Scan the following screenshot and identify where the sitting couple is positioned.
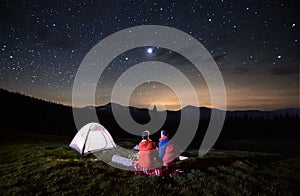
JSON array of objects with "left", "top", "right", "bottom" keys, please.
[{"left": 133, "top": 130, "right": 180, "bottom": 177}]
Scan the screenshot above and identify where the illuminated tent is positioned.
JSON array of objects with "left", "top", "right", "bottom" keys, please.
[{"left": 69, "top": 123, "right": 116, "bottom": 154}]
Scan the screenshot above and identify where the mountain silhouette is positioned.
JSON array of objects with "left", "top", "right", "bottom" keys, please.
[{"left": 0, "top": 88, "right": 299, "bottom": 147}]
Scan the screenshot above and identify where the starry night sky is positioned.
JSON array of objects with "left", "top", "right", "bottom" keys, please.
[{"left": 0, "top": 0, "right": 299, "bottom": 110}]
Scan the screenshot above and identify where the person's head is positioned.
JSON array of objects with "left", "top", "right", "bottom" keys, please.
[
  {"left": 141, "top": 130, "right": 150, "bottom": 140},
  {"left": 161, "top": 130, "right": 168, "bottom": 137}
]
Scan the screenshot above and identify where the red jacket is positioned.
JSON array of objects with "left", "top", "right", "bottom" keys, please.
[{"left": 138, "top": 139, "right": 158, "bottom": 168}]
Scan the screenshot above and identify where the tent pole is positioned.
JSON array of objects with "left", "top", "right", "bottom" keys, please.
[{"left": 82, "top": 127, "right": 91, "bottom": 154}]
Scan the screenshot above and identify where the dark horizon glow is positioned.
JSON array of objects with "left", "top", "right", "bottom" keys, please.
[
  {"left": 0, "top": 0, "right": 299, "bottom": 111},
  {"left": 2, "top": 87, "right": 298, "bottom": 112}
]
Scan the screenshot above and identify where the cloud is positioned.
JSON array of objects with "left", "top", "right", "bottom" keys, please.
[
  {"left": 212, "top": 53, "right": 226, "bottom": 61},
  {"left": 271, "top": 67, "right": 299, "bottom": 75},
  {"left": 235, "top": 66, "right": 252, "bottom": 74},
  {"left": 270, "top": 65, "right": 299, "bottom": 75}
]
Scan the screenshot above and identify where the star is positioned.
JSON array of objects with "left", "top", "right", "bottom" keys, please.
[
  {"left": 0, "top": 0, "right": 298, "bottom": 111},
  {"left": 147, "top": 48, "right": 153, "bottom": 54}
]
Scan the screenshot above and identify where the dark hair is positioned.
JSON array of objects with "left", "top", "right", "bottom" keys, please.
[
  {"left": 141, "top": 131, "right": 149, "bottom": 140},
  {"left": 161, "top": 130, "right": 168, "bottom": 136}
]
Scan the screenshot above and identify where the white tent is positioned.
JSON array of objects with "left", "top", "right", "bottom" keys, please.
[{"left": 69, "top": 123, "right": 117, "bottom": 154}]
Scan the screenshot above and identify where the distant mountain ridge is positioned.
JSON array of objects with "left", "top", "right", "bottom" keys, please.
[
  {"left": 1, "top": 88, "right": 299, "bottom": 144},
  {"left": 1, "top": 88, "right": 299, "bottom": 119},
  {"left": 94, "top": 102, "right": 300, "bottom": 119}
]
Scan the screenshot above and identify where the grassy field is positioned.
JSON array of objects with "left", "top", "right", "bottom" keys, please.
[{"left": 0, "top": 131, "right": 300, "bottom": 195}]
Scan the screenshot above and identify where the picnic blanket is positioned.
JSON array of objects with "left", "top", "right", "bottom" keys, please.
[{"left": 132, "top": 161, "right": 183, "bottom": 177}]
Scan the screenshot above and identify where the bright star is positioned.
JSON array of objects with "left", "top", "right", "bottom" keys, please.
[{"left": 147, "top": 48, "right": 153, "bottom": 54}]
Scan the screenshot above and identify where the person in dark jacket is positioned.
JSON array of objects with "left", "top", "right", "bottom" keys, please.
[{"left": 158, "top": 130, "right": 178, "bottom": 166}]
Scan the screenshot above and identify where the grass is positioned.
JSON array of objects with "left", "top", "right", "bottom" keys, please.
[{"left": 0, "top": 131, "right": 300, "bottom": 195}]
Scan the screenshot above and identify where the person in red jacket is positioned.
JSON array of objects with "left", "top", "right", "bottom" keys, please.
[
  {"left": 133, "top": 130, "right": 181, "bottom": 177},
  {"left": 138, "top": 131, "right": 158, "bottom": 169},
  {"left": 158, "top": 130, "right": 178, "bottom": 166}
]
